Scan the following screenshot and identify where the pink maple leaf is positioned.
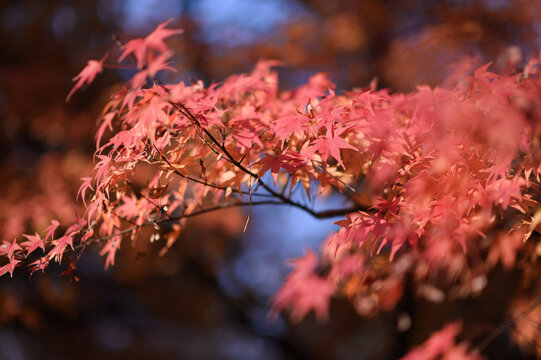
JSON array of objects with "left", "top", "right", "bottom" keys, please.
[
  {"left": 43, "top": 220, "right": 60, "bottom": 241},
  {"left": 306, "top": 127, "right": 357, "bottom": 168},
  {"left": 144, "top": 19, "right": 183, "bottom": 53},
  {"left": 77, "top": 177, "right": 94, "bottom": 207},
  {"left": 0, "top": 238, "right": 22, "bottom": 259},
  {"left": 119, "top": 19, "right": 182, "bottom": 69},
  {"left": 273, "top": 114, "right": 308, "bottom": 141},
  {"left": 401, "top": 322, "right": 480, "bottom": 360},
  {"left": 95, "top": 112, "right": 115, "bottom": 148},
  {"left": 64, "top": 214, "right": 87, "bottom": 237},
  {"left": 67, "top": 54, "right": 108, "bottom": 101},
  {"left": 21, "top": 232, "right": 45, "bottom": 256},
  {"left": 100, "top": 236, "right": 121, "bottom": 269},
  {"left": 0, "top": 258, "right": 20, "bottom": 278},
  {"left": 29, "top": 258, "right": 50, "bottom": 276},
  {"left": 130, "top": 51, "right": 176, "bottom": 88},
  {"left": 118, "top": 38, "right": 146, "bottom": 68},
  {"left": 272, "top": 250, "right": 334, "bottom": 322},
  {"left": 87, "top": 191, "right": 106, "bottom": 222},
  {"left": 48, "top": 235, "right": 74, "bottom": 263},
  {"left": 77, "top": 229, "right": 94, "bottom": 246},
  {"left": 256, "top": 154, "right": 289, "bottom": 185}
]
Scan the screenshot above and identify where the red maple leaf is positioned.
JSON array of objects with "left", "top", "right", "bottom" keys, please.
[
  {"left": 0, "top": 258, "right": 20, "bottom": 278},
  {"left": 77, "top": 177, "right": 94, "bottom": 207},
  {"left": 21, "top": 232, "right": 45, "bottom": 257},
  {"left": 67, "top": 54, "right": 108, "bottom": 101},
  {"left": 400, "top": 322, "right": 480, "bottom": 360},
  {"left": 118, "top": 38, "right": 146, "bottom": 68},
  {"left": 48, "top": 235, "right": 74, "bottom": 263},
  {"left": 305, "top": 127, "right": 357, "bottom": 168},
  {"left": 118, "top": 19, "right": 182, "bottom": 68},
  {"left": 272, "top": 250, "right": 334, "bottom": 322},
  {"left": 144, "top": 19, "right": 183, "bottom": 53},
  {"left": 43, "top": 220, "right": 60, "bottom": 241},
  {"left": 258, "top": 156, "right": 282, "bottom": 184},
  {"left": 100, "top": 236, "right": 121, "bottom": 269},
  {"left": 130, "top": 51, "right": 175, "bottom": 88},
  {"left": 95, "top": 112, "right": 115, "bottom": 148},
  {"left": 29, "top": 258, "right": 50, "bottom": 276},
  {"left": 87, "top": 191, "right": 106, "bottom": 222},
  {"left": 0, "top": 238, "right": 22, "bottom": 260},
  {"left": 273, "top": 113, "right": 308, "bottom": 140}
]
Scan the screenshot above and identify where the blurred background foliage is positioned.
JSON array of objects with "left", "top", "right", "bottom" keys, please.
[{"left": 1, "top": 0, "right": 541, "bottom": 359}]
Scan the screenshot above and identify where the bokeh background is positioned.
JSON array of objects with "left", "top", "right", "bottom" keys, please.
[{"left": 1, "top": 1, "right": 541, "bottom": 359}]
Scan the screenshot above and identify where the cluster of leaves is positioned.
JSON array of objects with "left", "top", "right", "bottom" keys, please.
[
  {"left": 4, "top": 19, "right": 541, "bottom": 358},
  {"left": 274, "top": 59, "right": 541, "bottom": 320}
]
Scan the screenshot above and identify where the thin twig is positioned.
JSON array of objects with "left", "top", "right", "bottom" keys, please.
[{"left": 158, "top": 147, "right": 273, "bottom": 198}]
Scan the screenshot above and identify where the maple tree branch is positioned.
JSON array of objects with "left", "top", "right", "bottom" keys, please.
[
  {"left": 165, "top": 200, "right": 282, "bottom": 221},
  {"left": 154, "top": 87, "right": 369, "bottom": 218},
  {"left": 159, "top": 148, "right": 365, "bottom": 218},
  {"left": 79, "top": 199, "right": 284, "bottom": 248},
  {"left": 81, "top": 225, "right": 142, "bottom": 247},
  {"left": 156, "top": 146, "right": 274, "bottom": 198},
  {"left": 150, "top": 78, "right": 367, "bottom": 217},
  {"left": 79, "top": 197, "right": 363, "bottom": 253}
]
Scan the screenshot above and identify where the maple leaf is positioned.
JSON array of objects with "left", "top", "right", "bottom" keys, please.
[
  {"left": 21, "top": 232, "right": 45, "bottom": 256},
  {"left": 121, "top": 89, "right": 142, "bottom": 112},
  {"left": 0, "top": 258, "right": 20, "bottom": 278},
  {"left": 87, "top": 191, "right": 106, "bottom": 222},
  {"left": 118, "top": 38, "right": 146, "bottom": 68},
  {"left": 401, "top": 322, "right": 480, "bottom": 360},
  {"left": 67, "top": 54, "right": 108, "bottom": 102},
  {"left": 273, "top": 113, "right": 308, "bottom": 141},
  {"left": 275, "top": 273, "right": 334, "bottom": 322},
  {"left": 64, "top": 214, "right": 87, "bottom": 237},
  {"left": 116, "top": 195, "right": 141, "bottom": 219},
  {"left": 272, "top": 250, "right": 334, "bottom": 322},
  {"left": 94, "top": 155, "right": 112, "bottom": 190},
  {"left": 144, "top": 19, "right": 183, "bottom": 53},
  {"left": 95, "top": 112, "right": 115, "bottom": 148},
  {"left": 77, "top": 177, "right": 94, "bottom": 207},
  {"left": 29, "top": 258, "right": 50, "bottom": 276},
  {"left": 233, "top": 128, "right": 263, "bottom": 149},
  {"left": 43, "top": 220, "right": 60, "bottom": 241},
  {"left": 100, "top": 236, "right": 121, "bottom": 269},
  {"left": 81, "top": 229, "right": 94, "bottom": 244},
  {"left": 118, "top": 19, "right": 182, "bottom": 68},
  {"left": 305, "top": 127, "right": 357, "bottom": 168},
  {"left": 313, "top": 106, "right": 347, "bottom": 134},
  {"left": 130, "top": 51, "right": 176, "bottom": 88},
  {"left": 486, "top": 177, "right": 524, "bottom": 210},
  {"left": 0, "top": 238, "right": 22, "bottom": 259},
  {"left": 288, "top": 248, "right": 319, "bottom": 272},
  {"left": 134, "top": 96, "right": 170, "bottom": 129},
  {"left": 256, "top": 155, "right": 283, "bottom": 185},
  {"left": 48, "top": 235, "right": 74, "bottom": 263}
]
